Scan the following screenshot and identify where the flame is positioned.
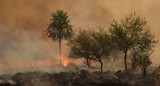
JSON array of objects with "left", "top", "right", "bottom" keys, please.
[
  {"left": 0, "top": 54, "right": 71, "bottom": 69},
  {"left": 47, "top": 32, "right": 50, "bottom": 36},
  {"left": 59, "top": 54, "right": 70, "bottom": 67}
]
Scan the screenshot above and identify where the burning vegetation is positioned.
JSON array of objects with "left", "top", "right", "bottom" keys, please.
[{"left": 0, "top": 4, "right": 160, "bottom": 86}]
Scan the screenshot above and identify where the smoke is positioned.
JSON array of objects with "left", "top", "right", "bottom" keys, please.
[
  {"left": 0, "top": 25, "right": 60, "bottom": 73},
  {"left": 0, "top": 0, "right": 160, "bottom": 73}
]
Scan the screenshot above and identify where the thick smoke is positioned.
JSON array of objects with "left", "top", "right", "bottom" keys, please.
[{"left": 0, "top": 0, "right": 160, "bottom": 73}]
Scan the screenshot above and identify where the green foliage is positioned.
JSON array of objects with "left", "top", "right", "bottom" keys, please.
[
  {"left": 68, "top": 27, "right": 113, "bottom": 72},
  {"left": 136, "top": 53, "right": 152, "bottom": 67},
  {"left": 89, "top": 29, "right": 113, "bottom": 58},
  {"left": 47, "top": 9, "right": 73, "bottom": 41},
  {"left": 109, "top": 13, "right": 147, "bottom": 52},
  {"left": 46, "top": 9, "right": 73, "bottom": 54},
  {"left": 109, "top": 13, "right": 157, "bottom": 70},
  {"left": 137, "top": 29, "right": 157, "bottom": 53},
  {"left": 68, "top": 29, "right": 91, "bottom": 59},
  {"left": 131, "top": 28, "right": 157, "bottom": 71}
]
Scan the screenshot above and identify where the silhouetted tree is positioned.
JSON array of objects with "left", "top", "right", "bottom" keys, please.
[
  {"left": 68, "top": 29, "right": 92, "bottom": 67},
  {"left": 109, "top": 13, "right": 157, "bottom": 70},
  {"left": 68, "top": 28, "right": 113, "bottom": 72},
  {"left": 47, "top": 9, "right": 72, "bottom": 55},
  {"left": 131, "top": 29, "right": 157, "bottom": 70}
]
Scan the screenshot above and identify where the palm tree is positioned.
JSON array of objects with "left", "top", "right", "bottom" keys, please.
[
  {"left": 47, "top": 9, "right": 72, "bottom": 55},
  {"left": 136, "top": 53, "right": 152, "bottom": 77}
]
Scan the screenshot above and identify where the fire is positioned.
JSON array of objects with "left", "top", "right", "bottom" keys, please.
[
  {"left": 47, "top": 32, "right": 50, "bottom": 36},
  {"left": 0, "top": 54, "right": 71, "bottom": 69},
  {"left": 59, "top": 54, "right": 70, "bottom": 67}
]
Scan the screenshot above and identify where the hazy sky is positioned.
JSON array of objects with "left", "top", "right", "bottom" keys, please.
[{"left": 0, "top": 0, "right": 160, "bottom": 73}]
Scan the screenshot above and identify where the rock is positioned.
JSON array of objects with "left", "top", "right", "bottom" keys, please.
[{"left": 115, "top": 70, "right": 122, "bottom": 77}]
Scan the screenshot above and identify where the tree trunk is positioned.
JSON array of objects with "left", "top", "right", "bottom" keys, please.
[
  {"left": 86, "top": 58, "right": 90, "bottom": 67},
  {"left": 100, "top": 60, "right": 103, "bottom": 73},
  {"left": 124, "top": 51, "right": 128, "bottom": 71},
  {"left": 143, "top": 66, "right": 147, "bottom": 77},
  {"left": 59, "top": 38, "right": 61, "bottom": 55}
]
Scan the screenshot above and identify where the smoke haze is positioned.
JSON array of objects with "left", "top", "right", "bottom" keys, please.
[{"left": 0, "top": 0, "right": 160, "bottom": 73}]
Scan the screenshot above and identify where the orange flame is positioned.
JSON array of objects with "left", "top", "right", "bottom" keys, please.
[
  {"left": 47, "top": 32, "right": 50, "bottom": 36},
  {"left": 0, "top": 54, "right": 71, "bottom": 69},
  {"left": 59, "top": 54, "right": 70, "bottom": 67}
]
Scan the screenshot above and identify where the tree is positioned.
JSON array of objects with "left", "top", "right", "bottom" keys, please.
[
  {"left": 68, "top": 28, "right": 113, "bottom": 72},
  {"left": 136, "top": 53, "right": 152, "bottom": 77},
  {"left": 47, "top": 9, "right": 72, "bottom": 55},
  {"left": 89, "top": 29, "right": 113, "bottom": 72},
  {"left": 109, "top": 13, "right": 155, "bottom": 70},
  {"left": 131, "top": 29, "right": 157, "bottom": 70},
  {"left": 68, "top": 29, "right": 92, "bottom": 67}
]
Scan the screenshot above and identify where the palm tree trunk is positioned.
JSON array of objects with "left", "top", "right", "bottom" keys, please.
[
  {"left": 59, "top": 38, "right": 61, "bottom": 55},
  {"left": 124, "top": 51, "right": 128, "bottom": 71}
]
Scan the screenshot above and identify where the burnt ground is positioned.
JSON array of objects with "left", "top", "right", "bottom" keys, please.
[{"left": 0, "top": 69, "right": 159, "bottom": 86}]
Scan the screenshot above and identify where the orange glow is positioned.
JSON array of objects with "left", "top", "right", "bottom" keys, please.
[
  {"left": 59, "top": 54, "right": 70, "bottom": 67},
  {"left": 0, "top": 54, "right": 72, "bottom": 69},
  {"left": 47, "top": 32, "right": 50, "bottom": 36},
  {"left": 46, "top": 58, "right": 59, "bottom": 66}
]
